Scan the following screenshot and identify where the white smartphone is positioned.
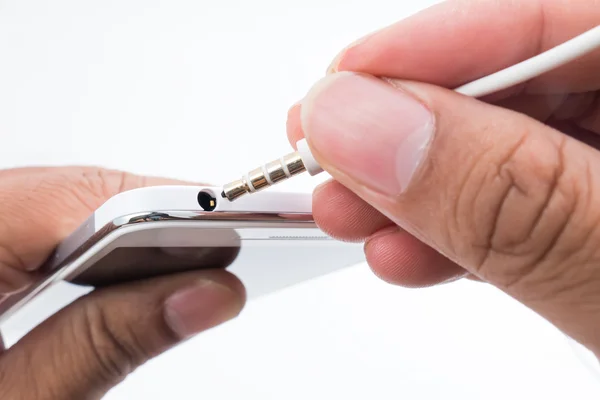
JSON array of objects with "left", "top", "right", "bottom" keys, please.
[{"left": 0, "top": 185, "right": 365, "bottom": 325}]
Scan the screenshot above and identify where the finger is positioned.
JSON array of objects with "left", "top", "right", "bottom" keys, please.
[
  {"left": 548, "top": 118, "right": 600, "bottom": 150},
  {"left": 0, "top": 269, "right": 245, "bottom": 399},
  {"left": 0, "top": 262, "right": 36, "bottom": 295},
  {"left": 365, "top": 228, "right": 466, "bottom": 288},
  {"left": 301, "top": 71, "right": 600, "bottom": 356},
  {"left": 0, "top": 167, "right": 192, "bottom": 292},
  {"left": 312, "top": 180, "right": 393, "bottom": 241},
  {"left": 328, "top": 0, "right": 600, "bottom": 93},
  {"left": 313, "top": 179, "right": 466, "bottom": 286}
]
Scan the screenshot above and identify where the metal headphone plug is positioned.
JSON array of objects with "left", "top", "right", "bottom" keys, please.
[
  {"left": 221, "top": 139, "right": 323, "bottom": 202},
  {"left": 220, "top": 151, "right": 306, "bottom": 201}
]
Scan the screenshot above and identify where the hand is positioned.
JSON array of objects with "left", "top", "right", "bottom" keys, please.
[
  {"left": 0, "top": 167, "right": 245, "bottom": 399},
  {"left": 287, "top": 0, "right": 600, "bottom": 355}
]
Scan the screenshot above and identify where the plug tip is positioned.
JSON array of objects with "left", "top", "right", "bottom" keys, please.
[{"left": 221, "top": 179, "right": 250, "bottom": 202}]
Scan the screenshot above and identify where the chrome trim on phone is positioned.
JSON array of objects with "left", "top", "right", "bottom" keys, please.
[{"left": 45, "top": 210, "right": 313, "bottom": 273}]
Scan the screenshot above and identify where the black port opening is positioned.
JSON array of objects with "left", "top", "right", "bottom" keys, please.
[{"left": 198, "top": 190, "right": 217, "bottom": 211}]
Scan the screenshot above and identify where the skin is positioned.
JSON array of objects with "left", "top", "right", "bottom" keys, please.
[
  {"left": 0, "top": 167, "right": 246, "bottom": 399},
  {"left": 287, "top": 0, "right": 600, "bottom": 357}
]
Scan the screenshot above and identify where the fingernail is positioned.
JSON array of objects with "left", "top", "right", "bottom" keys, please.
[
  {"left": 326, "top": 52, "right": 344, "bottom": 75},
  {"left": 164, "top": 280, "right": 243, "bottom": 339},
  {"left": 440, "top": 272, "right": 470, "bottom": 285},
  {"left": 301, "top": 72, "right": 434, "bottom": 195},
  {"left": 326, "top": 29, "right": 382, "bottom": 74},
  {"left": 25, "top": 263, "right": 40, "bottom": 272}
]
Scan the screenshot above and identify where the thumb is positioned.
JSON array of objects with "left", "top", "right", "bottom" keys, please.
[
  {"left": 0, "top": 270, "right": 245, "bottom": 399},
  {"left": 301, "top": 71, "right": 600, "bottom": 355}
]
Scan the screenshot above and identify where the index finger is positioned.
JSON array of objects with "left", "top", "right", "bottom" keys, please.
[
  {"left": 0, "top": 168, "right": 192, "bottom": 281},
  {"left": 330, "top": 0, "right": 600, "bottom": 93}
]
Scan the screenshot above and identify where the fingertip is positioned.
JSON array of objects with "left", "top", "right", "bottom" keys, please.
[
  {"left": 286, "top": 102, "right": 304, "bottom": 149},
  {"left": 365, "top": 229, "right": 465, "bottom": 288},
  {"left": 312, "top": 180, "right": 393, "bottom": 242},
  {"left": 220, "top": 270, "right": 247, "bottom": 304},
  {"left": 193, "top": 269, "right": 247, "bottom": 305},
  {"left": 164, "top": 276, "right": 246, "bottom": 339}
]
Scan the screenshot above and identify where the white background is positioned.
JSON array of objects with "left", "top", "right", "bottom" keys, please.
[{"left": 1, "top": 0, "right": 600, "bottom": 398}]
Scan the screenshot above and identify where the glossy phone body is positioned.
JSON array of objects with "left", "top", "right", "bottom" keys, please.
[{"left": 0, "top": 186, "right": 365, "bottom": 325}]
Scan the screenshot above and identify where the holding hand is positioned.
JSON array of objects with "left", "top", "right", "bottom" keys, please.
[
  {"left": 288, "top": 0, "right": 600, "bottom": 356},
  {"left": 0, "top": 167, "right": 245, "bottom": 399}
]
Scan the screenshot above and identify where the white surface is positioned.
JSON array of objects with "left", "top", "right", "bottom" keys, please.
[{"left": 1, "top": 0, "right": 600, "bottom": 399}]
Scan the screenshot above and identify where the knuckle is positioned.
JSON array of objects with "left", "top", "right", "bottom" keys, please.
[
  {"left": 0, "top": 360, "right": 20, "bottom": 399},
  {"left": 55, "top": 167, "right": 146, "bottom": 212},
  {"left": 451, "top": 131, "right": 597, "bottom": 294},
  {"left": 80, "top": 301, "right": 148, "bottom": 385},
  {"left": 12, "top": 167, "right": 140, "bottom": 215},
  {"left": 0, "top": 167, "right": 148, "bottom": 235},
  {"left": 0, "top": 342, "right": 46, "bottom": 400},
  {"left": 72, "top": 168, "right": 143, "bottom": 204}
]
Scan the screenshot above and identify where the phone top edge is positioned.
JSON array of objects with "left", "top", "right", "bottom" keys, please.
[
  {"left": 45, "top": 212, "right": 317, "bottom": 273},
  {"left": 94, "top": 186, "right": 313, "bottom": 230}
]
